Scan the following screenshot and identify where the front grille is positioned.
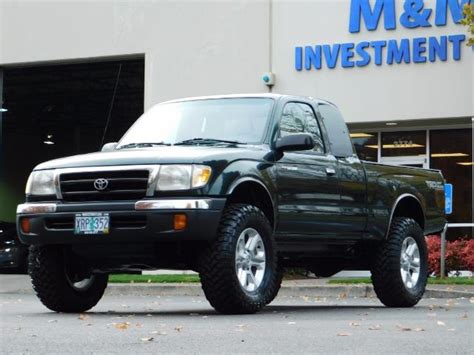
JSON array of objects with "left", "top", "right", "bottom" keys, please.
[{"left": 60, "top": 170, "right": 149, "bottom": 202}]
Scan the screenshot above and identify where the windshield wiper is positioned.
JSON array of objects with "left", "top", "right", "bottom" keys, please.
[
  {"left": 118, "top": 142, "right": 171, "bottom": 149},
  {"left": 174, "top": 138, "right": 243, "bottom": 146}
]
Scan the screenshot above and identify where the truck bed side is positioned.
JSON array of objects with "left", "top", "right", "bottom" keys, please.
[{"left": 362, "top": 161, "right": 446, "bottom": 240}]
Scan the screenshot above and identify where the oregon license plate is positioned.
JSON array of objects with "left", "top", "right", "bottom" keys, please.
[{"left": 74, "top": 213, "right": 110, "bottom": 235}]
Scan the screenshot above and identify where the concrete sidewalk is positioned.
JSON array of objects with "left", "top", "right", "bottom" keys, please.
[{"left": 1, "top": 275, "right": 473, "bottom": 299}]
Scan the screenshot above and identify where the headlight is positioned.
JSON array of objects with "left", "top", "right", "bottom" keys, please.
[
  {"left": 156, "top": 165, "right": 212, "bottom": 191},
  {"left": 25, "top": 170, "right": 56, "bottom": 196}
]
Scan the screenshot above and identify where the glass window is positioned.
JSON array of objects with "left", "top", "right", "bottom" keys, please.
[
  {"left": 381, "top": 131, "right": 426, "bottom": 157},
  {"left": 350, "top": 132, "right": 378, "bottom": 161},
  {"left": 118, "top": 98, "right": 274, "bottom": 147},
  {"left": 430, "top": 129, "right": 472, "bottom": 240},
  {"left": 317, "top": 104, "right": 354, "bottom": 157},
  {"left": 279, "top": 102, "right": 324, "bottom": 153}
]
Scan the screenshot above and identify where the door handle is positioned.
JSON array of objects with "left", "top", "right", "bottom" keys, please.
[{"left": 326, "top": 167, "right": 336, "bottom": 176}]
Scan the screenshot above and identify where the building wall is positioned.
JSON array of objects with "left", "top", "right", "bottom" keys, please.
[
  {"left": 0, "top": 0, "right": 270, "bottom": 109},
  {"left": 0, "top": 0, "right": 472, "bottom": 123}
]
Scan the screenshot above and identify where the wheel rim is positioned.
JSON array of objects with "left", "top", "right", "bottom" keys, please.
[
  {"left": 65, "top": 269, "right": 95, "bottom": 291},
  {"left": 400, "top": 236, "right": 421, "bottom": 289},
  {"left": 235, "top": 228, "right": 266, "bottom": 292},
  {"left": 70, "top": 277, "right": 95, "bottom": 291}
]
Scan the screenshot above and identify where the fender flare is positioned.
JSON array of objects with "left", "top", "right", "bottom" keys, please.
[
  {"left": 227, "top": 176, "right": 277, "bottom": 231},
  {"left": 385, "top": 193, "right": 425, "bottom": 239}
]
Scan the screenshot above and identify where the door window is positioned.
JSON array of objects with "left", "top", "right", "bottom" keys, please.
[{"left": 279, "top": 102, "right": 324, "bottom": 153}]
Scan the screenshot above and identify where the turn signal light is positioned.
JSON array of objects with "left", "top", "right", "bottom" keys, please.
[
  {"left": 174, "top": 214, "right": 187, "bottom": 230},
  {"left": 20, "top": 217, "right": 31, "bottom": 234}
]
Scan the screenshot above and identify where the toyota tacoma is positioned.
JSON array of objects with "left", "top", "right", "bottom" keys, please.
[{"left": 17, "top": 94, "right": 446, "bottom": 314}]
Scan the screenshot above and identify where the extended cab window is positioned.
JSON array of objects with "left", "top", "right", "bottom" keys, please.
[
  {"left": 318, "top": 104, "right": 354, "bottom": 158},
  {"left": 279, "top": 102, "right": 324, "bottom": 153}
]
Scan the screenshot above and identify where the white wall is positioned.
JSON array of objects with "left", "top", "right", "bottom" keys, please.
[
  {"left": 0, "top": 0, "right": 472, "bottom": 123},
  {"left": 0, "top": 0, "right": 270, "bottom": 109}
]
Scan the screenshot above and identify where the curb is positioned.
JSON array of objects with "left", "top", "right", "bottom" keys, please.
[
  {"left": 102, "top": 283, "right": 474, "bottom": 299},
  {"left": 2, "top": 283, "right": 473, "bottom": 299}
]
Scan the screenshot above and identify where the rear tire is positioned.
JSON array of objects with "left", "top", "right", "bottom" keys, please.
[
  {"left": 370, "top": 217, "right": 428, "bottom": 307},
  {"left": 29, "top": 245, "right": 108, "bottom": 313},
  {"left": 199, "top": 204, "right": 280, "bottom": 314}
]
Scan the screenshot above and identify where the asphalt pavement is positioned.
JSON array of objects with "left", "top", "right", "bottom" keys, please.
[{"left": 1, "top": 292, "right": 473, "bottom": 354}]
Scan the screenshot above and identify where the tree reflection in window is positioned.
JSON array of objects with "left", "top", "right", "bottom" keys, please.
[{"left": 279, "top": 103, "right": 324, "bottom": 153}]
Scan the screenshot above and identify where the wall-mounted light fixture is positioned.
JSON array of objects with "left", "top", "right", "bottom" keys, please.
[{"left": 43, "top": 134, "right": 55, "bottom": 145}]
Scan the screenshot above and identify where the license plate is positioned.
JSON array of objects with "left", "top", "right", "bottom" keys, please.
[{"left": 74, "top": 213, "right": 110, "bottom": 235}]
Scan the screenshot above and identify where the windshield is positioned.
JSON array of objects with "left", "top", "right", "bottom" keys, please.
[{"left": 117, "top": 98, "right": 274, "bottom": 148}]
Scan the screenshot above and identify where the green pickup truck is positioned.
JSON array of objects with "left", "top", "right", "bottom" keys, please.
[{"left": 17, "top": 94, "right": 446, "bottom": 314}]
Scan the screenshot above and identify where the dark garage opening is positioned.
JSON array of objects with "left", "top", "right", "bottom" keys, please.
[{"left": 0, "top": 57, "right": 144, "bottom": 227}]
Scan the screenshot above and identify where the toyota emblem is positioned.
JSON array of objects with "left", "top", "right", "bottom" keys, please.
[{"left": 94, "top": 178, "right": 109, "bottom": 191}]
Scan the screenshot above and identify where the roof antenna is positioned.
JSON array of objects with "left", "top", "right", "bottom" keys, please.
[{"left": 100, "top": 63, "right": 122, "bottom": 148}]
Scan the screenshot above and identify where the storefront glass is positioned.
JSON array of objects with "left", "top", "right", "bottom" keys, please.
[
  {"left": 350, "top": 132, "right": 378, "bottom": 161},
  {"left": 430, "top": 129, "right": 473, "bottom": 240},
  {"left": 381, "top": 131, "right": 426, "bottom": 157}
]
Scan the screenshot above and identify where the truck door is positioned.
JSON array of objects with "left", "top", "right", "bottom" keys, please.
[
  {"left": 317, "top": 104, "right": 367, "bottom": 238},
  {"left": 275, "top": 101, "right": 341, "bottom": 239}
]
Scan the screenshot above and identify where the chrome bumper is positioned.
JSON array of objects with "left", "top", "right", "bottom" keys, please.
[{"left": 17, "top": 199, "right": 214, "bottom": 215}]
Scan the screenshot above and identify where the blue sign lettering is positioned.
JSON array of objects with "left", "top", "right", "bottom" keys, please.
[
  {"left": 435, "top": 0, "right": 471, "bottom": 26},
  {"left": 400, "top": 0, "right": 433, "bottom": 28},
  {"left": 429, "top": 36, "right": 448, "bottom": 61},
  {"left": 294, "top": 0, "right": 469, "bottom": 71},
  {"left": 349, "top": 0, "right": 396, "bottom": 33},
  {"left": 387, "top": 39, "right": 411, "bottom": 64},
  {"left": 444, "top": 183, "right": 453, "bottom": 215}
]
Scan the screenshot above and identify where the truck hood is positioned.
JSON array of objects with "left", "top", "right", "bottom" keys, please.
[{"left": 34, "top": 145, "right": 269, "bottom": 170}]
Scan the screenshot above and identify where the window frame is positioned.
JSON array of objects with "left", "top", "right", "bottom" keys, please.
[{"left": 277, "top": 101, "right": 326, "bottom": 156}]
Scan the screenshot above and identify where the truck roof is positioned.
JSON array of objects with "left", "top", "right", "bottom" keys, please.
[{"left": 160, "top": 93, "right": 335, "bottom": 106}]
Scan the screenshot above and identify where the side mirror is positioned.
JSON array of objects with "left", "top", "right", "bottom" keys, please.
[
  {"left": 101, "top": 142, "right": 118, "bottom": 152},
  {"left": 274, "top": 134, "right": 315, "bottom": 152}
]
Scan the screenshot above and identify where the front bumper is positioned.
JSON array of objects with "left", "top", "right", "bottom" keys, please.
[{"left": 16, "top": 198, "right": 226, "bottom": 246}]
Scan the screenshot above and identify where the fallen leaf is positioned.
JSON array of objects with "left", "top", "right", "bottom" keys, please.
[
  {"left": 78, "top": 314, "right": 90, "bottom": 320},
  {"left": 447, "top": 328, "right": 455, "bottom": 332},
  {"left": 349, "top": 322, "right": 361, "bottom": 327},
  {"left": 437, "top": 321, "right": 446, "bottom": 326},
  {"left": 141, "top": 337, "right": 154, "bottom": 342},
  {"left": 414, "top": 327, "right": 425, "bottom": 332},
  {"left": 469, "top": 298, "right": 474, "bottom": 304},
  {"left": 288, "top": 322, "right": 296, "bottom": 325},
  {"left": 147, "top": 279, "right": 152, "bottom": 283},
  {"left": 114, "top": 322, "right": 131, "bottom": 330},
  {"left": 136, "top": 323, "right": 143, "bottom": 328},
  {"left": 368, "top": 325, "right": 381, "bottom": 331},
  {"left": 47, "top": 320, "right": 58, "bottom": 323},
  {"left": 174, "top": 326, "right": 183, "bottom": 332},
  {"left": 339, "top": 292, "right": 348, "bottom": 300},
  {"left": 337, "top": 332, "right": 351, "bottom": 336},
  {"left": 397, "top": 324, "right": 411, "bottom": 331}
]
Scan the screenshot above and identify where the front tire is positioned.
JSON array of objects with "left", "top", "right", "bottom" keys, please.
[
  {"left": 29, "top": 245, "right": 108, "bottom": 313},
  {"left": 370, "top": 217, "right": 428, "bottom": 307},
  {"left": 199, "top": 204, "right": 280, "bottom": 314}
]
